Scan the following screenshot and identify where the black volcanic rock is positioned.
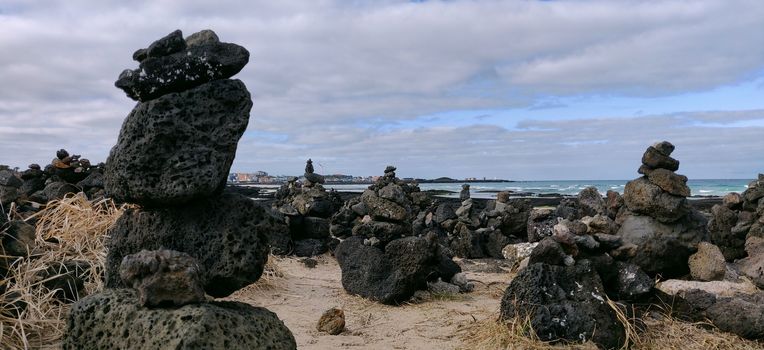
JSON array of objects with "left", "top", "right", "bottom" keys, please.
[
  {"left": 616, "top": 211, "right": 708, "bottom": 277},
  {"left": 623, "top": 177, "right": 688, "bottom": 223},
  {"left": 499, "top": 261, "right": 625, "bottom": 349},
  {"left": 105, "top": 192, "right": 276, "bottom": 297},
  {"left": 104, "top": 79, "right": 251, "bottom": 207},
  {"left": 115, "top": 29, "right": 249, "bottom": 101},
  {"left": 641, "top": 146, "right": 679, "bottom": 171},
  {"left": 335, "top": 235, "right": 458, "bottom": 304},
  {"left": 63, "top": 289, "right": 296, "bottom": 350}
]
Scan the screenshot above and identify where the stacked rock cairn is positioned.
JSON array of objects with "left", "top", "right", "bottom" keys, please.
[
  {"left": 272, "top": 159, "right": 341, "bottom": 256},
  {"left": 62, "top": 29, "right": 296, "bottom": 349},
  {"left": 1, "top": 149, "right": 105, "bottom": 219},
  {"left": 331, "top": 166, "right": 467, "bottom": 304},
  {"left": 498, "top": 141, "right": 707, "bottom": 349},
  {"left": 615, "top": 141, "right": 707, "bottom": 277}
]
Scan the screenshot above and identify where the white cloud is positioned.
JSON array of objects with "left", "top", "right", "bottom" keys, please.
[{"left": 0, "top": 0, "right": 763, "bottom": 177}]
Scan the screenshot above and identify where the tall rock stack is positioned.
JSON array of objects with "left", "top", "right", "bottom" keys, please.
[
  {"left": 63, "top": 30, "right": 296, "bottom": 349},
  {"left": 616, "top": 141, "right": 708, "bottom": 277}
]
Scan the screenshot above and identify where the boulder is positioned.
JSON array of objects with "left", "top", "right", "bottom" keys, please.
[
  {"left": 360, "top": 190, "right": 409, "bottom": 222},
  {"left": 581, "top": 214, "right": 617, "bottom": 235},
  {"left": 0, "top": 170, "right": 22, "bottom": 187},
  {"left": 708, "top": 204, "right": 746, "bottom": 261},
  {"left": 42, "top": 181, "right": 79, "bottom": 201},
  {"left": 115, "top": 30, "right": 250, "bottom": 102},
  {"left": 663, "top": 288, "right": 764, "bottom": 340},
  {"left": 623, "top": 177, "right": 689, "bottom": 223},
  {"left": 76, "top": 172, "right": 104, "bottom": 191},
  {"left": 501, "top": 242, "right": 538, "bottom": 267},
  {"left": 646, "top": 168, "right": 690, "bottom": 197},
  {"left": 0, "top": 185, "right": 19, "bottom": 205},
  {"left": 1, "top": 220, "right": 36, "bottom": 257},
  {"left": 427, "top": 278, "right": 461, "bottom": 295},
  {"left": 499, "top": 261, "right": 625, "bottom": 349},
  {"left": 119, "top": 249, "right": 206, "bottom": 307},
  {"left": 656, "top": 279, "right": 759, "bottom": 298},
  {"left": 743, "top": 181, "right": 764, "bottom": 204},
  {"left": 493, "top": 199, "right": 531, "bottom": 237},
  {"left": 611, "top": 261, "right": 654, "bottom": 300},
  {"left": 316, "top": 308, "right": 345, "bottom": 335},
  {"left": 63, "top": 289, "right": 296, "bottom": 350},
  {"left": 705, "top": 293, "right": 764, "bottom": 339},
  {"left": 379, "top": 184, "right": 407, "bottom": 206},
  {"left": 450, "top": 272, "right": 474, "bottom": 293},
  {"left": 105, "top": 192, "right": 273, "bottom": 297},
  {"left": 605, "top": 190, "right": 624, "bottom": 219},
  {"left": 735, "top": 236, "right": 764, "bottom": 288},
  {"left": 652, "top": 141, "right": 675, "bottom": 156},
  {"left": 616, "top": 212, "right": 707, "bottom": 277},
  {"left": 528, "top": 237, "right": 566, "bottom": 266},
  {"left": 41, "top": 261, "right": 89, "bottom": 302},
  {"left": 104, "top": 79, "right": 251, "bottom": 207},
  {"left": 335, "top": 234, "right": 456, "bottom": 304},
  {"left": 448, "top": 222, "right": 485, "bottom": 258},
  {"left": 555, "top": 198, "right": 583, "bottom": 220},
  {"left": 527, "top": 208, "right": 557, "bottom": 242},
  {"left": 292, "top": 238, "right": 329, "bottom": 257},
  {"left": 291, "top": 216, "right": 330, "bottom": 240},
  {"left": 434, "top": 203, "right": 457, "bottom": 223},
  {"left": 641, "top": 146, "right": 679, "bottom": 171},
  {"left": 723, "top": 192, "right": 744, "bottom": 210},
  {"left": 687, "top": 242, "right": 726, "bottom": 281},
  {"left": 578, "top": 187, "right": 605, "bottom": 217},
  {"left": 351, "top": 220, "right": 407, "bottom": 245}
]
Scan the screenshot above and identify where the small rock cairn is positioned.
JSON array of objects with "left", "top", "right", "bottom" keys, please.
[{"left": 272, "top": 159, "right": 341, "bottom": 256}]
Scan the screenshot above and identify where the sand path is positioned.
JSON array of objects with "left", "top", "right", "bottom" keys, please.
[{"left": 228, "top": 255, "right": 513, "bottom": 350}]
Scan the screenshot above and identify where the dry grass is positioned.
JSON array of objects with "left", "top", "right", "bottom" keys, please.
[
  {"left": 459, "top": 306, "right": 764, "bottom": 350},
  {"left": 1, "top": 193, "right": 127, "bottom": 350},
  {"left": 636, "top": 309, "right": 764, "bottom": 349},
  {"left": 459, "top": 313, "right": 598, "bottom": 350},
  {"left": 241, "top": 254, "right": 287, "bottom": 293}
]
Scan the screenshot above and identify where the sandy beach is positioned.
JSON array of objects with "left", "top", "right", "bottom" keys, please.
[{"left": 229, "top": 254, "right": 512, "bottom": 350}]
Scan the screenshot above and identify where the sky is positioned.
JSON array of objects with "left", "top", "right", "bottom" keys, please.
[{"left": 1, "top": 0, "right": 763, "bottom": 180}]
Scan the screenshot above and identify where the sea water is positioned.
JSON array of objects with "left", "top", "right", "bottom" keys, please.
[{"left": 320, "top": 179, "right": 753, "bottom": 199}]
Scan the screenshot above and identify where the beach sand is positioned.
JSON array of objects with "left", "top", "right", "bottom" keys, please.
[{"left": 227, "top": 254, "right": 512, "bottom": 350}]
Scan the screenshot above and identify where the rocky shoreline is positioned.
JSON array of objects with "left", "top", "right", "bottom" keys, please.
[{"left": 2, "top": 29, "right": 763, "bottom": 349}]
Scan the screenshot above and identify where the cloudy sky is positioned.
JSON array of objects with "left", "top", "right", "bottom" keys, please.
[{"left": 1, "top": 0, "right": 763, "bottom": 180}]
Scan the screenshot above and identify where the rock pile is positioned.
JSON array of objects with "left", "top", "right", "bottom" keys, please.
[
  {"left": 1, "top": 151, "right": 106, "bottom": 221},
  {"left": 333, "top": 166, "right": 462, "bottom": 304},
  {"left": 657, "top": 173, "right": 764, "bottom": 339},
  {"left": 708, "top": 175, "right": 764, "bottom": 262},
  {"left": 500, "top": 145, "right": 711, "bottom": 348},
  {"left": 271, "top": 160, "right": 341, "bottom": 256},
  {"left": 444, "top": 191, "right": 531, "bottom": 259},
  {"left": 63, "top": 29, "right": 295, "bottom": 349},
  {"left": 616, "top": 141, "right": 707, "bottom": 277}
]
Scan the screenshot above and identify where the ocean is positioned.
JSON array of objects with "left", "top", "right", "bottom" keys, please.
[
  {"left": 242, "top": 179, "right": 753, "bottom": 199},
  {"left": 317, "top": 179, "right": 754, "bottom": 199}
]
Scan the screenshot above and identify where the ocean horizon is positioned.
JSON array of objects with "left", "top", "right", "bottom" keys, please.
[{"left": 244, "top": 178, "right": 753, "bottom": 199}]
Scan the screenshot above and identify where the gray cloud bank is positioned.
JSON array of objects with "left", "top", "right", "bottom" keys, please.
[{"left": 0, "top": 0, "right": 763, "bottom": 179}]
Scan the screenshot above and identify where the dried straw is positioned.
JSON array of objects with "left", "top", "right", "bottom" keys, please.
[
  {"left": 1, "top": 193, "right": 127, "bottom": 350},
  {"left": 458, "top": 305, "right": 764, "bottom": 350}
]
